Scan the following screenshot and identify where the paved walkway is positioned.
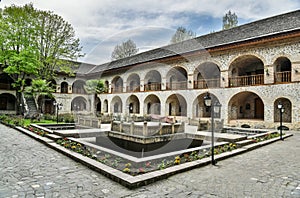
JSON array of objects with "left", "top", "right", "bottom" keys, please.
[{"left": 0, "top": 123, "right": 299, "bottom": 197}]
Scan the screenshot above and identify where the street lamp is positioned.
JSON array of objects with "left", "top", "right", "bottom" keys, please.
[
  {"left": 277, "top": 101, "right": 284, "bottom": 140},
  {"left": 204, "top": 93, "right": 221, "bottom": 165},
  {"left": 53, "top": 101, "right": 63, "bottom": 124}
]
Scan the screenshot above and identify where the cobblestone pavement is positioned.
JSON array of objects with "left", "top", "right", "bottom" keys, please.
[{"left": 0, "top": 124, "right": 299, "bottom": 198}]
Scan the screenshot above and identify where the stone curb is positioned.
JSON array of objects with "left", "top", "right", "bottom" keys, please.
[{"left": 14, "top": 125, "right": 293, "bottom": 189}]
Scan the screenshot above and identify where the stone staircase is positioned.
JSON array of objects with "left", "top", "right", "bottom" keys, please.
[{"left": 24, "top": 95, "right": 38, "bottom": 117}]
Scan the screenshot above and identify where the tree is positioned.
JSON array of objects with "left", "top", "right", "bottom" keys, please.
[
  {"left": 84, "top": 79, "right": 105, "bottom": 115},
  {"left": 111, "top": 39, "right": 139, "bottom": 60},
  {"left": 36, "top": 9, "right": 83, "bottom": 80},
  {"left": 222, "top": 10, "right": 238, "bottom": 30},
  {"left": 84, "top": 79, "right": 105, "bottom": 94},
  {"left": 24, "top": 79, "right": 55, "bottom": 113},
  {"left": 0, "top": 4, "right": 83, "bottom": 113},
  {"left": 0, "top": 4, "right": 39, "bottom": 93},
  {"left": 170, "top": 27, "right": 196, "bottom": 44}
]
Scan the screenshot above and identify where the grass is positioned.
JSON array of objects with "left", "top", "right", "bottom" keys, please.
[{"left": 24, "top": 119, "right": 64, "bottom": 126}]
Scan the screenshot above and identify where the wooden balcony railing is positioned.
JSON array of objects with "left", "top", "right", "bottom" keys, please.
[
  {"left": 126, "top": 85, "right": 140, "bottom": 92},
  {"left": 144, "top": 83, "right": 161, "bottom": 91},
  {"left": 229, "top": 74, "right": 264, "bottom": 87},
  {"left": 194, "top": 79, "right": 220, "bottom": 89},
  {"left": 275, "top": 71, "right": 291, "bottom": 83},
  {"left": 111, "top": 86, "right": 123, "bottom": 93},
  {"left": 166, "top": 81, "right": 187, "bottom": 90}
]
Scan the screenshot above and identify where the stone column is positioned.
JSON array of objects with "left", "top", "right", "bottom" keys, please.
[
  {"left": 108, "top": 83, "right": 112, "bottom": 94},
  {"left": 187, "top": 73, "right": 194, "bottom": 89},
  {"left": 123, "top": 82, "right": 127, "bottom": 93},
  {"left": 140, "top": 79, "right": 145, "bottom": 92},
  {"left": 68, "top": 85, "right": 72, "bottom": 94},
  {"left": 264, "top": 65, "right": 274, "bottom": 84},
  {"left": 220, "top": 71, "right": 228, "bottom": 88},
  {"left": 161, "top": 77, "right": 167, "bottom": 90},
  {"left": 143, "top": 121, "right": 148, "bottom": 136}
]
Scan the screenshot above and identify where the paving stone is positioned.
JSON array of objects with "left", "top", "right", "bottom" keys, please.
[{"left": 0, "top": 124, "right": 299, "bottom": 197}]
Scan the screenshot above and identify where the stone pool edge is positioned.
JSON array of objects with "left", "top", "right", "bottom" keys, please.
[{"left": 15, "top": 126, "right": 293, "bottom": 189}]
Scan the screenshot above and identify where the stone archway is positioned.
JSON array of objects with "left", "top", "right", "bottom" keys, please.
[
  {"left": 103, "top": 99, "right": 108, "bottom": 113},
  {"left": 228, "top": 55, "right": 264, "bottom": 87},
  {"left": 111, "top": 96, "right": 122, "bottom": 113},
  {"left": 95, "top": 97, "right": 101, "bottom": 114},
  {"left": 144, "top": 94, "right": 161, "bottom": 115},
  {"left": 228, "top": 92, "right": 264, "bottom": 121},
  {"left": 72, "top": 80, "right": 86, "bottom": 94},
  {"left": 194, "top": 62, "right": 221, "bottom": 89},
  {"left": 166, "top": 67, "right": 187, "bottom": 90},
  {"left": 111, "top": 76, "right": 123, "bottom": 93},
  {"left": 274, "top": 98, "right": 292, "bottom": 123},
  {"left": 127, "top": 74, "right": 140, "bottom": 92},
  {"left": 71, "top": 97, "right": 87, "bottom": 111},
  {"left": 193, "top": 93, "right": 221, "bottom": 118},
  {"left": 166, "top": 94, "right": 187, "bottom": 116},
  {"left": 37, "top": 95, "right": 55, "bottom": 114},
  {"left": 0, "top": 93, "right": 16, "bottom": 111},
  {"left": 144, "top": 70, "right": 162, "bottom": 91},
  {"left": 126, "top": 95, "right": 140, "bottom": 114},
  {"left": 274, "top": 57, "right": 291, "bottom": 83},
  {"left": 61, "top": 82, "right": 68, "bottom": 93}
]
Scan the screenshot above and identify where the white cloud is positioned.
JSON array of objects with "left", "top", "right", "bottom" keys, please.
[{"left": 1, "top": 0, "right": 299, "bottom": 64}]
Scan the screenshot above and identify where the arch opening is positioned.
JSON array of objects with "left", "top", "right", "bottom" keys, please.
[
  {"left": 111, "top": 76, "right": 123, "bottom": 93},
  {"left": 166, "top": 94, "right": 187, "bottom": 116},
  {"left": 229, "top": 55, "right": 264, "bottom": 87},
  {"left": 228, "top": 92, "right": 264, "bottom": 121},
  {"left": 144, "top": 94, "right": 161, "bottom": 115},
  {"left": 194, "top": 62, "right": 220, "bottom": 89},
  {"left": 127, "top": 74, "right": 140, "bottom": 92},
  {"left": 166, "top": 67, "right": 187, "bottom": 90},
  {"left": 274, "top": 98, "right": 292, "bottom": 123},
  {"left": 274, "top": 57, "right": 291, "bottom": 83},
  {"left": 144, "top": 70, "right": 162, "bottom": 91}
]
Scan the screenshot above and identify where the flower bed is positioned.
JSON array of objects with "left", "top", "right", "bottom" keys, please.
[
  {"left": 251, "top": 133, "right": 281, "bottom": 143},
  {"left": 16, "top": 123, "right": 282, "bottom": 177},
  {"left": 55, "top": 137, "right": 238, "bottom": 176},
  {"left": 24, "top": 126, "right": 49, "bottom": 137}
]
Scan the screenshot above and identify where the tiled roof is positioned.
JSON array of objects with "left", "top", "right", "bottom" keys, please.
[{"left": 86, "top": 10, "right": 300, "bottom": 75}]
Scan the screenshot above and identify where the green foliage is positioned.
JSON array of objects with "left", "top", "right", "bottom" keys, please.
[
  {"left": 0, "top": 3, "right": 83, "bottom": 91},
  {"left": 84, "top": 79, "right": 106, "bottom": 94},
  {"left": 170, "top": 26, "right": 196, "bottom": 44},
  {"left": 24, "top": 79, "right": 55, "bottom": 98},
  {"left": 111, "top": 39, "right": 139, "bottom": 60},
  {"left": 222, "top": 10, "right": 238, "bottom": 30}
]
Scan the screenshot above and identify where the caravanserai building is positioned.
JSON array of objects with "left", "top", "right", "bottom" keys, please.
[{"left": 1, "top": 10, "right": 300, "bottom": 129}]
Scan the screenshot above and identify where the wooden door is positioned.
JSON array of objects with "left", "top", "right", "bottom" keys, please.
[{"left": 255, "top": 98, "right": 264, "bottom": 119}]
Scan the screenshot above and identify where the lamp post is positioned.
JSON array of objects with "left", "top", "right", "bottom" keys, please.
[
  {"left": 204, "top": 93, "right": 221, "bottom": 165},
  {"left": 277, "top": 101, "right": 284, "bottom": 140},
  {"left": 53, "top": 101, "right": 63, "bottom": 124}
]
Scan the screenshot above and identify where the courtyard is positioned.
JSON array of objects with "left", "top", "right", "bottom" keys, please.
[{"left": 0, "top": 123, "right": 299, "bottom": 197}]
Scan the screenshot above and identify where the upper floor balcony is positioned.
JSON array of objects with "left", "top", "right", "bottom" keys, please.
[
  {"left": 275, "top": 71, "right": 291, "bottom": 83},
  {"left": 229, "top": 74, "right": 264, "bottom": 87},
  {"left": 144, "top": 83, "right": 161, "bottom": 91},
  {"left": 194, "top": 79, "right": 220, "bottom": 89},
  {"left": 166, "top": 81, "right": 187, "bottom": 90}
]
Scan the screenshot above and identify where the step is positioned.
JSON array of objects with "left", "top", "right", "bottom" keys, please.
[
  {"left": 236, "top": 139, "right": 255, "bottom": 148},
  {"left": 46, "top": 133, "right": 62, "bottom": 141}
]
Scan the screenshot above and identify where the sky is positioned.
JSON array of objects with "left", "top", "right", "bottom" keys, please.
[{"left": 0, "top": 0, "right": 299, "bottom": 65}]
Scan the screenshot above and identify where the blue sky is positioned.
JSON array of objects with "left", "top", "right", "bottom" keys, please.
[{"left": 0, "top": 0, "right": 299, "bottom": 64}]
